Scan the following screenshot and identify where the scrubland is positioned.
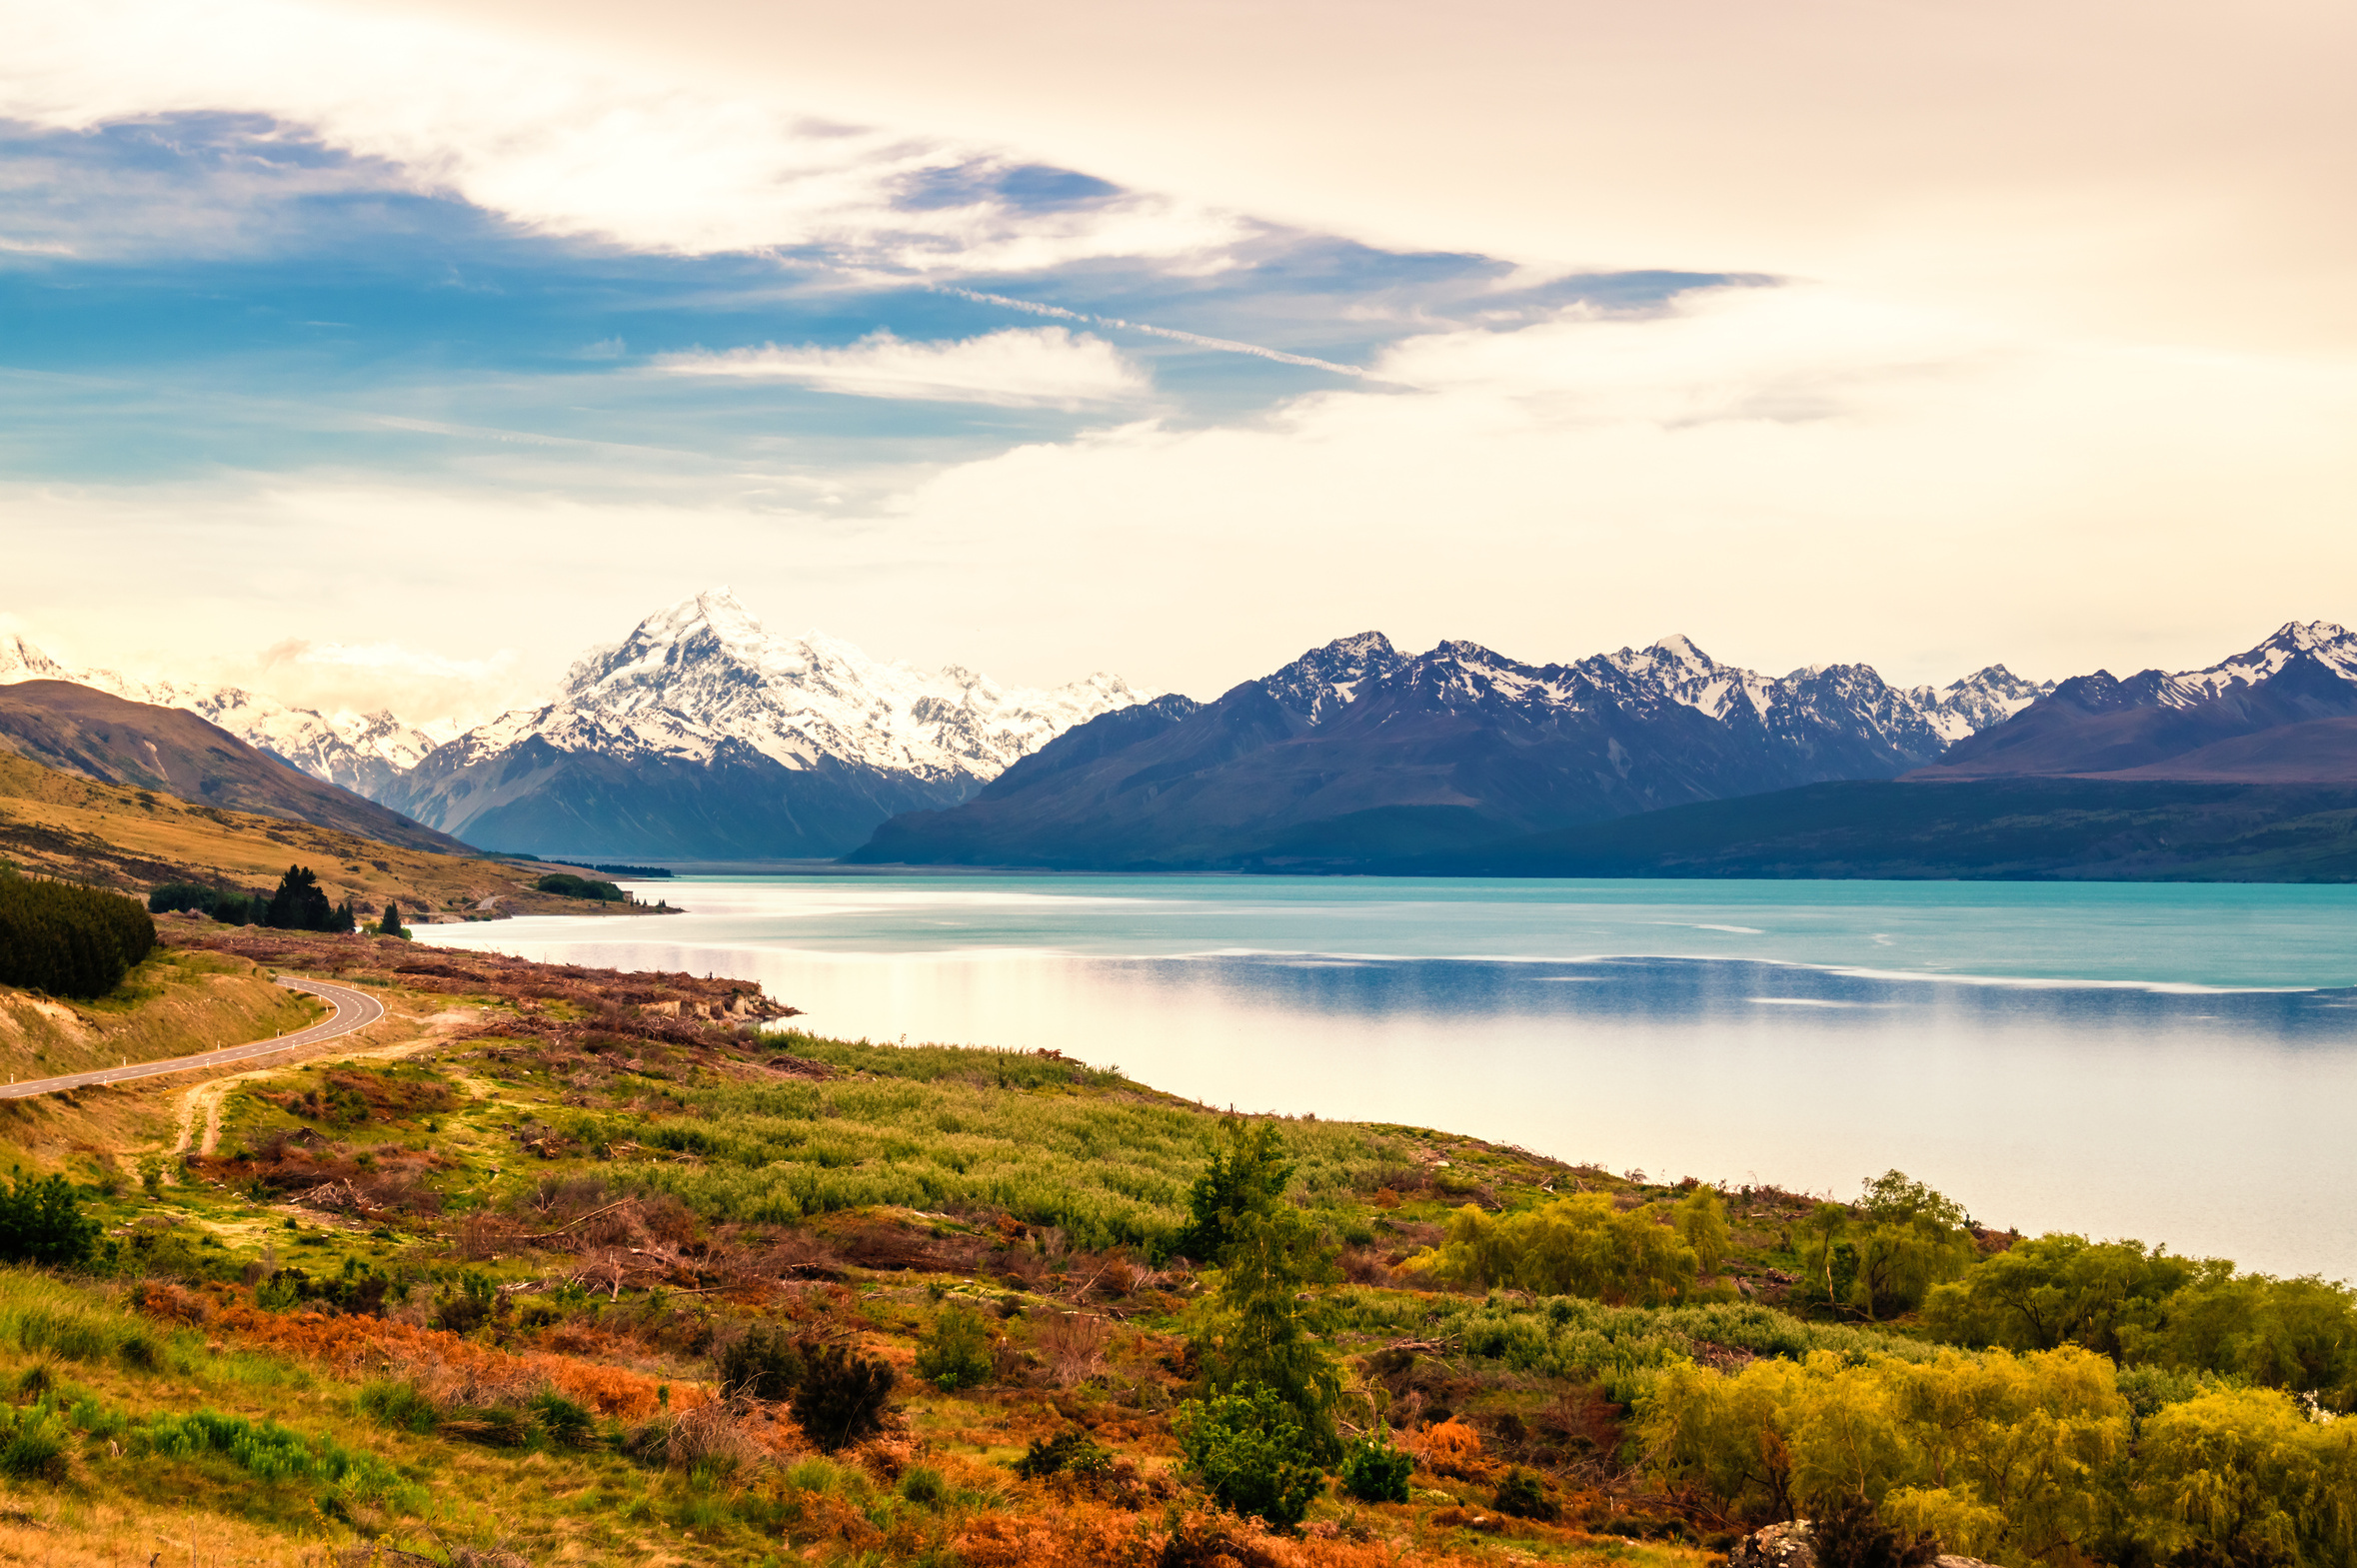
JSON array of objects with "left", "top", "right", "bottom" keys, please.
[{"left": 0, "top": 924, "right": 2340, "bottom": 1567}]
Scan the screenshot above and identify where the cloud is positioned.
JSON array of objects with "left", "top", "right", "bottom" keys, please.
[
  {"left": 655, "top": 327, "right": 1148, "bottom": 406},
  {"left": 3, "top": 0, "right": 1242, "bottom": 271}
]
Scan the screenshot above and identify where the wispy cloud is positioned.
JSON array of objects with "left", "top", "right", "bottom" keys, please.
[
  {"left": 5, "top": 0, "right": 1240, "bottom": 272},
  {"left": 654, "top": 327, "right": 1148, "bottom": 407}
]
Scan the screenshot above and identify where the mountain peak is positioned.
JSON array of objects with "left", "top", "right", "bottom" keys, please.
[{"left": 0, "top": 634, "right": 67, "bottom": 683}]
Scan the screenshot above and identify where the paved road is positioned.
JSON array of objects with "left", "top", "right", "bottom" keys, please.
[{"left": 0, "top": 976, "right": 385, "bottom": 1099}]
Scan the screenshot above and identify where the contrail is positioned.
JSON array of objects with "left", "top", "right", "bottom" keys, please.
[{"left": 936, "top": 287, "right": 1365, "bottom": 377}]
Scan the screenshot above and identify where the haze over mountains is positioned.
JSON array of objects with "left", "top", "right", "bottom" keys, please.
[{"left": 7, "top": 604, "right": 2355, "bottom": 874}]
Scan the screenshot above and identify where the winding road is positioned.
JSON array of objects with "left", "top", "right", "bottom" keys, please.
[{"left": 0, "top": 976, "right": 384, "bottom": 1100}]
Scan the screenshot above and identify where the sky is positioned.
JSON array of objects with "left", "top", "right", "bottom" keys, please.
[{"left": 4, "top": 0, "right": 2354, "bottom": 724}]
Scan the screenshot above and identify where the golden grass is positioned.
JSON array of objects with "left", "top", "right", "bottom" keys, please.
[{"left": 0, "top": 752, "right": 650, "bottom": 920}]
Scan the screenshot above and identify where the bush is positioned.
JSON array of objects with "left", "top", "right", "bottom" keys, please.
[
  {"left": 0, "top": 1405, "right": 68, "bottom": 1481},
  {"left": 715, "top": 1321, "right": 802, "bottom": 1401},
  {"left": 1811, "top": 1496, "right": 1939, "bottom": 1568},
  {"left": 0, "top": 1171, "right": 101, "bottom": 1268},
  {"left": 915, "top": 1302, "right": 993, "bottom": 1392},
  {"left": 787, "top": 1339, "right": 896, "bottom": 1451},
  {"left": 360, "top": 1380, "right": 440, "bottom": 1434},
  {"left": 1406, "top": 1193, "right": 1699, "bottom": 1307},
  {"left": 1173, "top": 1383, "right": 1324, "bottom": 1532},
  {"left": 535, "top": 873, "right": 626, "bottom": 902},
  {"left": 0, "top": 877, "right": 154, "bottom": 998},
  {"left": 1337, "top": 1429, "right": 1412, "bottom": 1503},
  {"left": 1492, "top": 1466, "right": 1558, "bottom": 1521},
  {"left": 1012, "top": 1427, "right": 1115, "bottom": 1481}
]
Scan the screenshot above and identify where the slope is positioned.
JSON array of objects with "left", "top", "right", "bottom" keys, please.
[
  {"left": 0, "top": 681, "right": 465, "bottom": 853},
  {"left": 0, "top": 749, "right": 659, "bottom": 921}
]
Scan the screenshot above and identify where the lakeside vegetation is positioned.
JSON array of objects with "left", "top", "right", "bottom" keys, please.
[{"left": 0, "top": 916, "right": 2343, "bottom": 1564}]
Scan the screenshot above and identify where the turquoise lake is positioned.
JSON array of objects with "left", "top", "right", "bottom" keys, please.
[{"left": 425, "top": 875, "right": 2357, "bottom": 1281}]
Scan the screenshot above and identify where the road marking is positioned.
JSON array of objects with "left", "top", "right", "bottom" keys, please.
[{"left": 0, "top": 976, "right": 384, "bottom": 1100}]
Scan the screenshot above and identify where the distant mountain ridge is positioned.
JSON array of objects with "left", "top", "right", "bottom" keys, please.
[
  {"left": 377, "top": 592, "right": 1148, "bottom": 857},
  {"left": 851, "top": 630, "right": 2055, "bottom": 869},
  {"left": 1914, "top": 621, "right": 2357, "bottom": 784}
]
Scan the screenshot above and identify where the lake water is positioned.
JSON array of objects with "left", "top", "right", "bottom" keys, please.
[{"left": 425, "top": 875, "right": 2357, "bottom": 1282}]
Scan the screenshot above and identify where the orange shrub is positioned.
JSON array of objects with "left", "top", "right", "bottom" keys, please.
[{"left": 203, "top": 1302, "right": 694, "bottom": 1418}]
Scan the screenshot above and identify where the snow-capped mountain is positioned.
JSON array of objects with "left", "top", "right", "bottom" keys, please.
[
  {"left": 852, "top": 629, "right": 2060, "bottom": 869},
  {"left": 1926, "top": 621, "right": 2357, "bottom": 782},
  {"left": 0, "top": 635, "right": 452, "bottom": 798},
  {"left": 380, "top": 591, "right": 1150, "bottom": 857},
  {"left": 1246, "top": 629, "right": 2046, "bottom": 771}
]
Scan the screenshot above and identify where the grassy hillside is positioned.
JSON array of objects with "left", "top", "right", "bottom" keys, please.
[
  {"left": 0, "top": 928, "right": 2339, "bottom": 1565},
  {"left": 0, "top": 752, "right": 669, "bottom": 922}
]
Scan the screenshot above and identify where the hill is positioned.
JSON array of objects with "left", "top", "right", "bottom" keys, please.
[
  {"left": 0, "top": 680, "right": 465, "bottom": 854},
  {"left": 1377, "top": 778, "right": 2357, "bottom": 880},
  {"left": 0, "top": 748, "right": 663, "bottom": 922}
]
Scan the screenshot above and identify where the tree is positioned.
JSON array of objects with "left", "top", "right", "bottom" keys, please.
[
  {"left": 1923, "top": 1234, "right": 2204, "bottom": 1357},
  {"left": 1192, "top": 1204, "right": 1344, "bottom": 1455},
  {"left": 263, "top": 865, "right": 334, "bottom": 931},
  {"left": 1674, "top": 1185, "right": 1731, "bottom": 1279},
  {"left": 1172, "top": 1117, "right": 1294, "bottom": 1265},
  {"left": 1800, "top": 1173, "right": 1978, "bottom": 1320},
  {"left": 378, "top": 900, "right": 406, "bottom": 938}
]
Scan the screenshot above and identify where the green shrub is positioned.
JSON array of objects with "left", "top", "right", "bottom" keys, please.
[
  {"left": 0, "top": 1171, "right": 101, "bottom": 1269},
  {"left": 1012, "top": 1428, "right": 1114, "bottom": 1481},
  {"left": 715, "top": 1321, "right": 802, "bottom": 1401},
  {"left": 900, "top": 1464, "right": 947, "bottom": 1507},
  {"left": 1337, "top": 1429, "right": 1412, "bottom": 1503},
  {"left": 531, "top": 1389, "right": 596, "bottom": 1447},
  {"left": 1405, "top": 1193, "right": 1699, "bottom": 1307},
  {"left": 0, "top": 1403, "right": 67, "bottom": 1481},
  {"left": 359, "top": 1380, "right": 440, "bottom": 1435},
  {"left": 1491, "top": 1466, "right": 1557, "bottom": 1521},
  {"left": 787, "top": 1340, "right": 895, "bottom": 1452},
  {"left": 1173, "top": 1384, "right": 1324, "bottom": 1532},
  {"left": 914, "top": 1302, "right": 993, "bottom": 1392}
]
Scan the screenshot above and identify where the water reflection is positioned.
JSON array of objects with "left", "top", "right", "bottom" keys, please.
[{"left": 429, "top": 905, "right": 2357, "bottom": 1282}]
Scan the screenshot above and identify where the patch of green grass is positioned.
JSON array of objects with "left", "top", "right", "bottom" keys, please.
[{"left": 588, "top": 1037, "right": 1411, "bottom": 1251}]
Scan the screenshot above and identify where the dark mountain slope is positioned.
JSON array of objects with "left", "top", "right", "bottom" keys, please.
[
  {"left": 1921, "top": 646, "right": 2357, "bottom": 781},
  {"left": 0, "top": 681, "right": 469, "bottom": 854},
  {"left": 849, "top": 633, "right": 2027, "bottom": 870}
]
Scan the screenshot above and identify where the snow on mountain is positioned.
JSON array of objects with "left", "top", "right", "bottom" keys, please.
[
  {"left": 2167, "top": 620, "right": 2357, "bottom": 704},
  {"left": 440, "top": 590, "right": 1148, "bottom": 782},
  {"left": 1250, "top": 628, "right": 2051, "bottom": 766}
]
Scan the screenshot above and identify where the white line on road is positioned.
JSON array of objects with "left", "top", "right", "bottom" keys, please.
[{"left": 0, "top": 977, "right": 385, "bottom": 1100}]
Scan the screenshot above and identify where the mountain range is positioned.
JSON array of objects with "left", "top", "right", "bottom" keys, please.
[
  {"left": 854, "top": 621, "right": 2357, "bottom": 872},
  {"left": 848, "top": 630, "right": 2055, "bottom": 868},
  {"left": 11, "top": 603, "right": 2356, "bottom": 876}
]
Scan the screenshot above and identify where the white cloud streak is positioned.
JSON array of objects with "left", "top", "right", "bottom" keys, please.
[
  {"left": 654, "top": 327, "right": 1148, "bottom": 407},
  {"left": 937, "top": 287, "right": 1366, "bottom": 376},
  {"left": 3, "top": 0, "right": 1242, "bottom": 271}
]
